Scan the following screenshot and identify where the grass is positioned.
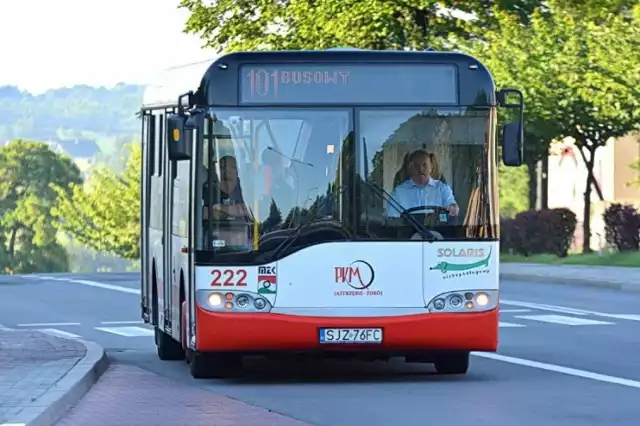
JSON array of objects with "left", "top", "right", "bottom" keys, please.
[{"left": 500, "top": 251, "right": 640, "bottom": 268}]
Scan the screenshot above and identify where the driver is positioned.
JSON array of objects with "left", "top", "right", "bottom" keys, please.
[
  {"left": 387, "top": 149, "right": 459, "bottom": 218},
  {"left": 203, "top": 155, "right": 249, "bottom": 220}
]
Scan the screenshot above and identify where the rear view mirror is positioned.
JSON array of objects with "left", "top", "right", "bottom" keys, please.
[
  {"left": 497, "top": 88, "right": 525, "bottom": 167},
  {"left": 167, "top": 113, "right": 191, "bottom": 161},
  {"left": 501, "top": 123, "right": 523, "bottom": 166}
]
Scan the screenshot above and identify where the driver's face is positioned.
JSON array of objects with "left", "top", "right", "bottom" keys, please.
[{"left": 410, "top": 155, "right": 431, "bottom": 185}]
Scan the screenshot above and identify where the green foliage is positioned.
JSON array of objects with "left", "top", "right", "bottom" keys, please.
[
  {"left": 0, "top": 84, "right": 144, "bottom": 143},
  {"left": 461, "top": 1, "right": 640, "bottom": 251},
  {"left": 179, "top": 0, "right": 546, "bottom": 52},
  {"left": 0, "top": 139, "right": 82, "bottom": 273},
  {"left": 51, "top": 142, "right": 141, "bottom": 260},
  {"left": 498, "top": 162, "right": 529, "bottom": 218}
]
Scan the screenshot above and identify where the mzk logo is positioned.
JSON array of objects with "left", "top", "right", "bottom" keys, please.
[
  {"left": 258, "top": 265, "right": 277, "bottom": 295},
  {"left": 430, "top": 247, "right": 492, "bottom": 278}
]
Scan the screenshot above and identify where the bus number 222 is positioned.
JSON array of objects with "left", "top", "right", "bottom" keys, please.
[{"left": 211, "top": 269, "right": 247, "bottom": 287}]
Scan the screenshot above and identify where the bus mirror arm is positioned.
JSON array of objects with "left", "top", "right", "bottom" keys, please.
[{"left": 496, "top": 88, "right": 524, "bottom": 167}]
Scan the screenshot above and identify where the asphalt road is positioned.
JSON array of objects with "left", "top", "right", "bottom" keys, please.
[{"left": 2, "top": 272, "right": 640, "bottom": 426}]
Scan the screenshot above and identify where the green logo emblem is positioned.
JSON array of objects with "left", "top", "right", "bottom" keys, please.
[{"left": 430, "top": 247, "right": 492, "bottom": 274}]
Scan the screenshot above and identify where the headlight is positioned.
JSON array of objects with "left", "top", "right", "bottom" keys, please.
[
  {"left": 476, "top": 292, "right": 490, "bottom": 306},
  {"left": 208, "top": 293, "right": 223, "bottom": 306},
  {"left": 254, "top": 298, "right": 267, "bottom": 310},
  {"left": 236, "top": 295, "right": 250, "bottom": 308}
]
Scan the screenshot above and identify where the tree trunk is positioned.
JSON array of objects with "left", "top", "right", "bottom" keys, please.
[
  {"left": 540, "top": 155, "right": 549, "bottom": 209},
  {"left": 7, "top": 225, "right": 19, "bottom": 258},
  {"left": 526, "top": 157, "right": 538, "bottom": 210},
  {"left": 581, "top": 145, "right": 597, "bottom": 253}
]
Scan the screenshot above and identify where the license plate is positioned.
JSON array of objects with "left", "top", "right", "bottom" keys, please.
[{"left": 319, "top": 328, "right": 383, "bottom": 344}]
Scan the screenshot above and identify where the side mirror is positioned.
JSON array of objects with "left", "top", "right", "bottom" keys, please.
[
  {"left": 167, "top": 113, "right": 191, "bottom": 161},
  {"left": 501, "top": 123, "right": 523, "bottom": 166},
  {"left": 497, "top": 88, "right": 525, "bottom": 167}
]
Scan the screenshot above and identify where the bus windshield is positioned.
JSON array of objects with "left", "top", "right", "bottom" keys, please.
[
  {"left": 358, "top": 107, "right": 493, "bottom": 240},
  {"left": 197, "top": 106, "right": 494, "bottom": 259},
  {"left": 199, "top": 108, "right": 351, "bottom": 255}
]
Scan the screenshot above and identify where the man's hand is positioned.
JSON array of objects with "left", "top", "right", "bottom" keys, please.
[{"left": 448, "top": 203, "right": 459, "bottom": 216}]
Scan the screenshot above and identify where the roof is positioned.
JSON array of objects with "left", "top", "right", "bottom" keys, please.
[
  {"left": 141, "top": 49, "right": 496, "bottom": 109},
  {"left": 141, "top": 58, "right": 219, "bottom": 109}
]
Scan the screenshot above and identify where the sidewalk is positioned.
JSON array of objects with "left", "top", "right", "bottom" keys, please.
[
  {"left": 55, "top": 363, "right": 311, "bottom": 426},
  {"left": 0, "top": 328, "right": 106, "bottom": 426},
  {"left": 500, "top": 262, "right": 640, "bottom": 292}
]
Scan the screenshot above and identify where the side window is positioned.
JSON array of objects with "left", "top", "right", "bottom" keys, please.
[
  {"left": 154, "top": 113, "right": 164, "bottom": 176},
  {"left": 144, "top": 114, "right": 155, "bottom": 176}
]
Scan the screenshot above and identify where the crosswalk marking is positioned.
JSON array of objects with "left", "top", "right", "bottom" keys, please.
[
  {"left": 514, "top": 314, "right": 614, "bottom": 326},
  {"left": 100, "top": 320, "right": 143, "bottom": 325},
  {"left": 499, "top": 321, "right": 526, "bottom": 328},
  {"left": 18, "top": 322, "right": 81, "bottom": 327},
  {"left": 96, "top": 326, "right": 155, "bottom": 337},
  {"left": 499, "top": 309, "right": 531, "bottom": 313},
  {"left": 39, "top": 328, "right": 81, "bottom": 339}
]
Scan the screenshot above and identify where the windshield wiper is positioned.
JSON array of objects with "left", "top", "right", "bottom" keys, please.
[
  {"left": 264, "top": 214, "right": 334, "bottom": 262},
  {"left": 361, "top": 137, "right": 435, "bottom": 241}
]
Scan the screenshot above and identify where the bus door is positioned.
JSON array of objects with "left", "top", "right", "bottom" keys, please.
[
  {"left": 140, "top": 113, "right": 152, "bottom": 322},
  {"left": 161, "top": 114, "right": 175, "bottom": 335}
]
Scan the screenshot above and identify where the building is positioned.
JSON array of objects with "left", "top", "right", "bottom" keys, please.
[{"left": 543, "top": 132, "right": 640, "bottom": 251}]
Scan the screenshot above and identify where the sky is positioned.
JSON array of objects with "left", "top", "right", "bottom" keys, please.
[{"left": 0, "top": 0, "right": 216, "bottom": 94}]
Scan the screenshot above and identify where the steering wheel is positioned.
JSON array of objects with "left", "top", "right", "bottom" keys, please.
[{"left": 404, "top": 205, "right": 450, "bottom": 215}]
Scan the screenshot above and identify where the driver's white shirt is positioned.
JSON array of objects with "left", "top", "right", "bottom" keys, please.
[{"left": 386, "top": 177, "right": 456, "bottom": 218}]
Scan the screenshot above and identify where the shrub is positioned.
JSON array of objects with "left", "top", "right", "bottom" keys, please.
[
  {"left": 499, "top": 217, "right": 516, "bottom": 253},
  {"left": 603, "top": 203, "right": 640, "bottom": 252},
  {"left": 502, "top": 208, "right": 577, "bottom": 257}
]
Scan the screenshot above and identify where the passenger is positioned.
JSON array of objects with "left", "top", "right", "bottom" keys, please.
[
  {"left": 387, "top": 149, "right": 459, "bottom": 218},
  {"left": 203, "top": 155, "right": 249, "bottom": 220}
]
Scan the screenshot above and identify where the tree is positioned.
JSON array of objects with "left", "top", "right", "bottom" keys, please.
[
  {"left": 51, "top": 142, "right": 141, "bottom": 260},
  {"left": 178, "top": 0, "right": 548, "bottom": 52},
  {"left": 463, "top": 1, "right": 640, "bottom": 252},
  {"left": 551, "top": 3, "right": 640, "bottom": 252},
  {"left": 0, "top": 139, "right": 82, "bottom": 273}
]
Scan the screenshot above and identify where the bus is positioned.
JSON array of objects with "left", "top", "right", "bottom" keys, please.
[{"left": 139, "top": 48, "right": 524, "bottom": 379}]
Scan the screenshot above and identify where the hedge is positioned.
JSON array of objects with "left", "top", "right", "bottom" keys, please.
[
  {"left": 603, "top": 203, "right": 640, "bottom": 252},
  {"left": 500, "top": 208, "right": 577, "bottom": 257}
]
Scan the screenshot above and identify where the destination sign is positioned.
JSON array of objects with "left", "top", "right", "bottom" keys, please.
[{"left": 239, "top": 64, "right": 458, "bottom": 105}]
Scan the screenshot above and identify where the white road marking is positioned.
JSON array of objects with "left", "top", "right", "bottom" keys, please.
[
  {"left": 17, "top": 322, "right": 80, "bottom": 327},
  {"left": 0, "top": 423, "right": 27, "bottom": 426},
  {"left": 503, "top": 299, "right": 640, "bottom": 323},
  {"left": 605, "top": 314, "right": 640, "bottom": 321},
  {"left": 30, "top": 276, "right": 138, "bottom": 295},
  {"left": 515, "top": 314, "right": 614, "bottom": 326},
  {"left": 474, "top": 352, "right": 640, "bottom": 390},
  {"left": 100, "top": 320, "right": 143, "bottom": 325},
  {"left": 500, "top": 300, "right": 590, "bottom": 316},
  {"left": 38, "top": 328, "right": 81, "bottom": 339},
  {"left": 499, "top": 309, "right": 531, "bottom": 313},
  {"left": 96, "top": 326, "right": 154, "bottom": 337},
  {"left": 0, "top": 324, "right": 11, "bottom": 331},
  {"left": 499, "top": 321, "right": 526, "bottom": 328}
]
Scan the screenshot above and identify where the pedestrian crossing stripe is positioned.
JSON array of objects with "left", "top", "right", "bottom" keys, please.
[{"left": 95, "top": 326, "right": 155, "bottom": 337}]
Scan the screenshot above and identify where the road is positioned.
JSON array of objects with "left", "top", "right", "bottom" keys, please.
[{"left": 2, "top": 272, "right": 640, "bottom": 425}]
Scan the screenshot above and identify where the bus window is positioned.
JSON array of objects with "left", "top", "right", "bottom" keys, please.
[
  {"left": 358, "top": 108, "right": 489, "bottom": 240},
  {"left": 199, "top": 108, "right": 351, "bottom": 254}
]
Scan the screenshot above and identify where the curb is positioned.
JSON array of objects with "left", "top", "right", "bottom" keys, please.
[
  {"left": 7, "top": 333, "right": 109, "bottom": 426},
  {"left": 500, "top": 273, "right": 640, "bottom": 293}
]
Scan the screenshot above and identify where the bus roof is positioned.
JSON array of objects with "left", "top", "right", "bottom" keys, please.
[
  {"left": 141, "top": 49, "right": 496, "bottom": 109},
  {"left": 141, "top": 58, "right": 219, "bottom": 109}
]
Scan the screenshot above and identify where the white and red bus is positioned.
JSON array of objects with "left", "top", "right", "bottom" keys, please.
[{"left": 139, "top": 48, "right": 524, "bottom": 379}]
